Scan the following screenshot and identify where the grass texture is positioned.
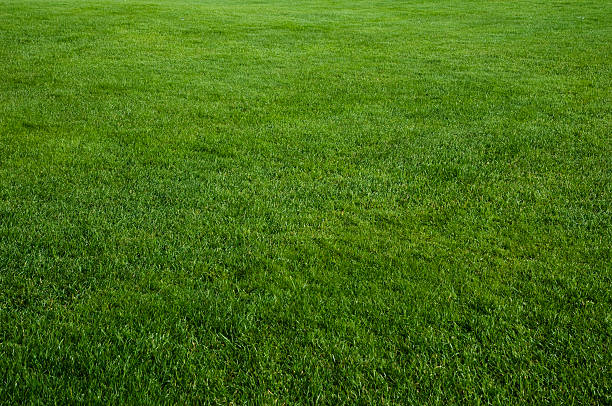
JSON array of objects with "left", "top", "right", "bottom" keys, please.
[{"left": 0, "top": 0, "right": 610, "bottom": 403}]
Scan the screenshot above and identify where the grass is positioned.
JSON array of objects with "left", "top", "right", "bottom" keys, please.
[{"left": 0, "top": 0, "right": 610, "bottom": 403}]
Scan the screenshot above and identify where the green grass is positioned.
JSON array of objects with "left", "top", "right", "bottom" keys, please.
[{"left": 0, "top": 0, "right": 610, "bottom": 403}]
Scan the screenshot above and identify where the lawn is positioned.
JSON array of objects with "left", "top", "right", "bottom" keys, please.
[{"left": 0, "top": 0, "right": 610, "bottom": 403}]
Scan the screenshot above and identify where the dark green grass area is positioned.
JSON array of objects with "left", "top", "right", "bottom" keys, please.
[{"left": 0, "top": 0, "right": 611, "bottom": 403}]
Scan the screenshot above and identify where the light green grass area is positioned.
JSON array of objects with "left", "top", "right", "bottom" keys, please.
[{"left": 0, "top": 0, "right": 610, "bottom": 403}]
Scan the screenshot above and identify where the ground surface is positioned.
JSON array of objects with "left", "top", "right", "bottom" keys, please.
[{"left": 0, "top": 0, "right": 610, "bottom": 403}]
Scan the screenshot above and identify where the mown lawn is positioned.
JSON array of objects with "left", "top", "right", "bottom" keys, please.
[{"left": 0, "top": 0, "right": 610, "bottom": 403}]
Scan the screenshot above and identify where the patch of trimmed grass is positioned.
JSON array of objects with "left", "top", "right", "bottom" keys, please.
[{"left": 0, "top": 0, "right": 610, "bottom": 403}]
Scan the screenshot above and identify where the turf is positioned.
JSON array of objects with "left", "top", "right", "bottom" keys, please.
[{"left": 0, "top": 0, "right": 610, "bottom": 403}]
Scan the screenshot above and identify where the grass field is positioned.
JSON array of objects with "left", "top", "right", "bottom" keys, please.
[{"left": 0, "top": 0, "right": 611, "bottom": 403}]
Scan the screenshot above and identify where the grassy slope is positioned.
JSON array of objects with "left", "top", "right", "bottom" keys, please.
[{"left": 0, "top": 0, "right": 610, "bottom": 403}]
